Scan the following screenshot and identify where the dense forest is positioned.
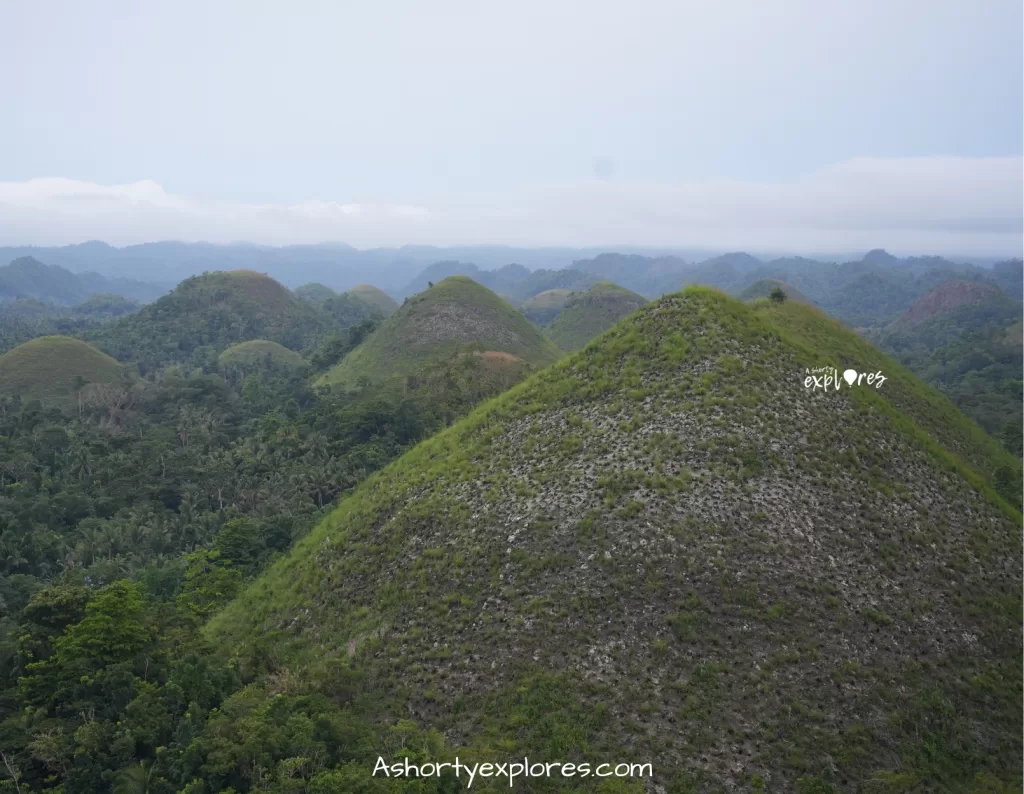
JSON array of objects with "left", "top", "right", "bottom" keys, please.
[{"left": 0, "top": 270, "right": 542, "bottom": 792}]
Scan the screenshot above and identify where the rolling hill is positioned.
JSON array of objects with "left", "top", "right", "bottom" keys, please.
[
  {"left": 0, "top": 335, "right": 126, "bottom": 406},
  {"left": 520, "top": 288, "right": 573, "bottom": 326},
  {"left": 90, "top": 270, "right": 336, "bottom": 374},
  {"left": 210, "top": 286, "right": 1022, "bottom": 791},
  {"left": 318, "top": 276, "right": 562, "bottom": 390},
  {"left": 346, "top": 284, "right": 399, "bottom": 317},
  {"left": 293, "top": 282, "right": 337, "bottom": 303},
  {"left": 218, "top": 339, "right": 307, "bottom": 369},
  {"left": 545, "top": 281, "right": 648, "bottom": 351},
  {"left": 889, "top": 281, "right": 1017, "bottom": 333}
]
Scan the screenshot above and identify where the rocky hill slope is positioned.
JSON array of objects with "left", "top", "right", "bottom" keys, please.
[{"left": 210, "top": 287, "right": 1021, "bottom": 792}]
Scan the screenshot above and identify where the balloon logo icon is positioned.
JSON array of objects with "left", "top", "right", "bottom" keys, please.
[{"left": 843, "top": 369, "right": 858, "bottom": 386}]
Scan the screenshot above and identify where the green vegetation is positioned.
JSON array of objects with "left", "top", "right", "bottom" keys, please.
[
  {"left": 347, "top": 283, "right": 399, "bottom": 316},
  {"left": 739, "top": 278, "right": 813, "bottom": 305},
  {"left": 88, "top": 270, "right": 337, "bottom": 375},
  {"left": 866, "top": 287, "right": 1022, "bottom": 456},
  {"left": 208, "top": 286, "right": 1021, "bottom": 792},
  {"left": 546, "top": 281, "right": 647, "bottom": 351},
  {"left": 753, "top": 298, "right": 1021, "bottom": 503},
  {"left": 521, "top": 288, "right": 573, "bottom": 326},
  {"left": 320, "top": 276, "right": 562, "bottom": 390},
  {"left": 0, "top": 336, "right": 126, "bottom": 407},
  {"left": 0, "top": 263, "right": 1019, "bottom": 793},
  {"left": 0, "top": 256, "right": 165, "bottom": 305},
  {"left": 71, "top": 292, "right": 140, "bottom": 318},
  {"left": 218, "top": 339, "right": 307, "bottom": 369},
  {"left": 293, "top": 282, "right": 337, "bottom": 303}
]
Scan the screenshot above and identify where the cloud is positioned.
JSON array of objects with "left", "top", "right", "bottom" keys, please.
[{"left": 0, "top": 157, "right": 1020, "bottom": 256}]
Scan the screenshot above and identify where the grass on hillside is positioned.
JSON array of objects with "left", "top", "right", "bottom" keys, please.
[
  {"left": 0, "top": 335, "right": 126, "bottom": 406},
  {"left": 347, "top": 284, "right": 399, "bottom": 316},
  {"left": 752, "top": 297, "right": 1021, "bottom": 502},
  {"left": 320, "top": 276, "right": 562, "bottom": 389},
  {"left": 209, "top": 286, "right": 1021, "bottom": 792},
  {"left": 546, "top": 280, "right": 648, "bottom": 351},
  {"left": 218, "top": 339, "right": 307, "bottom": 368}
]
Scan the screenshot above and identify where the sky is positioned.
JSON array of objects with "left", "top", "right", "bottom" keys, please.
[{"left": 1, "top": 0, "right": 1021, "bottom": 255}]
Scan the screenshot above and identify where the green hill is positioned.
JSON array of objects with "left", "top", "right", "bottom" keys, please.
[
  {"left": 0, "top": 335, "right": 125, "bottom": 406},
  {"left": 546, "top": 280, "right": 647, "bottom": 351},
  {"left": 211, "top": 286, "right": 1022, "bottom": 792},
  {"left": 738, "top": 277, "right": 814, "bottom": 305},
  {"left": 319, "top": 276, "right": 562, "bottom": 390},
  {"left": 520, "top": 288, "right": 573, "bottom": 326},
  {"left": 294, "top": 282, "right": 337, "bottom": 303},
  {"left": 346, "top": 284, "right": 399, "bottom": 317},
  {"left": 889, "top": 281, "right": 1018, "bottom": 334},
  {"left": 91, "top": 270, "right": 336, "bottom": 375},
  {"left": 218, "top": 339, "right": 306, "bottom": 369}
]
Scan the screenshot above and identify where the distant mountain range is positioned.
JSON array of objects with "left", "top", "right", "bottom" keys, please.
[
  {"left": 0, "top": 240, "right": 1013, "bottom": 297},
  {"left": 0, "top": 256, "right": 168, "bottom": 305}
]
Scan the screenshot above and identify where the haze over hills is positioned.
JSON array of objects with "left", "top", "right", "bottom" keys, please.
[
  {"left": 210, "top": 287, "right": 1021, "bottom": 791},
  {"left": 2, "top": 240, "right": 1012, "bottom": 298},
  {"left": 0, "top": 256, "right": 166, "bottom": 305}
]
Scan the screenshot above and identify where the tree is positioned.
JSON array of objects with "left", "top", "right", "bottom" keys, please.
[
  {"left": 769, "top": 286, "right": 787, "bottom": 303},
  {"left": 177, "top": 549, "right": 244, "bottom": 621}
]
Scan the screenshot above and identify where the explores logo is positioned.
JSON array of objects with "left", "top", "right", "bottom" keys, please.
[{"left": 804, "top": 366, "right": 886, "bottom": 392}]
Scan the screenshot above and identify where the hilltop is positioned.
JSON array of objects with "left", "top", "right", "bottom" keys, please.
[
  {"left": 891, "top": 280, "right": 1014, "bottom": 331},
  {"left": 90, "top": 270, "right": 336, "bottom": 374},
  {"left": 210, "top": 286, "right": 1021, "bottom": 791},
  {"left": 0, "top": 335, "right": 125, "bottom": 406},
  {"left": 218, "top": 339, "right": 306, "bottom": 369},
  {"left": 738, "top": 278, "right": 814, "bottom": 305},
  {"left": 346, "top": 284, "right": 399, "bottom": 316},
  {"left": 293, "top": 282, "right": 337, "bottom": 303},
  {"left": 520, "top": 288, "right": 573, "bottom": 326},
  {"left": 546, "top": 280, "right": 648, "bottom": 351},
  {"left": 319, "top": 276, "right": 561, "bottom": 390}
]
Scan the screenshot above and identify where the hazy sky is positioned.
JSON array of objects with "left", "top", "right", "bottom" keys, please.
[{"left": 2, "top": 0, "right": 1021, "bottom": 254}]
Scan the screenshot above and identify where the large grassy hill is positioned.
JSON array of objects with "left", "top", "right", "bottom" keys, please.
[
  {"left": 210, "top": 286, "right": 1021, "bottom": 792},
  {"left": 319, "top": 276, "right": 562, "bottom": 390},
  {"left": 546, "top": 280, "right": 648, "bottom": 351},
  {"left": 0, "top": 335, "right": 125, "bottom": 406}
]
